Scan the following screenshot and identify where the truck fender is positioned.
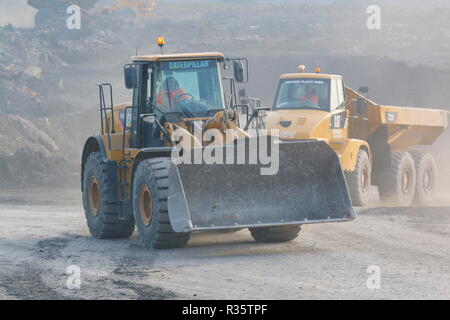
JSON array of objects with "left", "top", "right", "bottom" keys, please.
[{"left": 337, "top": 139, "right": 371, "bottom": 172}]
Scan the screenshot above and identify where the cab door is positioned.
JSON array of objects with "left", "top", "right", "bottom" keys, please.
[
  {"left": 329, "top": 78, "right": 347, "bottom": 141},
  {"left": 130, "top": 63, "right": 155, "bottom": 148}
]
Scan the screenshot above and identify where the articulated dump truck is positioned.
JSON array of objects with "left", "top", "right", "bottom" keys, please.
[
  {"left": 265, "top": 66, "right": 448, "bottom": 207},
  {"left": 81, "top": 50, "right": 355, "bottom": 248}
]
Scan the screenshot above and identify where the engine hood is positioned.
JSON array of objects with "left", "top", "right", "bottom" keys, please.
[{"left": 265, "top": 109, "right": 331, "bottom": 140}]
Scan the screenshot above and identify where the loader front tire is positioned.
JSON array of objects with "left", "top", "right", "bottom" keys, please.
[
  {"left": 345, "top": 149, "right": 371, "bottom": 207},
  {"left": 82, "top": 152, "right": 135, "bottom": 239},
  {"left": 249, "top": 225, "right": 301, "bottom": 243},
  {"left": 410, "top": 151, "right": 437, "bottom": 205},
  {"left": 133, "top": 158, "right": 190, "bottom": 249},
  {"left": 378, "top": 151, "right": 416, "bottom": 206}
]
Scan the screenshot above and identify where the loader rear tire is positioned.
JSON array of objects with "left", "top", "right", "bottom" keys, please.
[
  {"left": 249, "top": 225, "right": 301, "bottom": 243},
  {"left": 410, "top": 151, "right": 437, "bottom": 205},
  {"left": 82, "top": 152, "right": 135, "bottom": 239},
  {"left": 378, "top": 151, "right": 416, "bottom": 206},
  {"left": 345, "top": 149, "right": 371, "bottom": 207},
  {"left": 133, "top": 158, "right": 190, "bottom": 249}
]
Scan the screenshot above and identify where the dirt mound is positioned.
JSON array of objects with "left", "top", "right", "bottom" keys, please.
[
  {"left": 0, "top": 148, "right": 73, "bottom": 187},
  {"left": 0, "top": 12, "right": 124, "bottom": 188}
]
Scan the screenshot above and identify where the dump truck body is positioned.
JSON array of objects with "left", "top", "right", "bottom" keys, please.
[
  {"left": 81, "top": 51, "right": 355, "bottom": 248},
  {"left": 266, "top": 68, "right": 448, "bottom": 207},
  {"left": 345, "top": 87, "right": 448, "bottom": 150}
]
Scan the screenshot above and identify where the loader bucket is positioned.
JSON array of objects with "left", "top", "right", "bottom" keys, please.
[{"left": 167, "top": 137, "right": 355, "bottom": 232}]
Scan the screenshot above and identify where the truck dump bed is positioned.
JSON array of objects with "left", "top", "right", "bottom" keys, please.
[{"left": 345, "top": 87, "right": 448, "bottom": 150}]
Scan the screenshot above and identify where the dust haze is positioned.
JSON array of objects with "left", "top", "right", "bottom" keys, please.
[
  {"left": 1, "top": 0, "right": 450, "bottom": 300},
  {"left": 1, "top": 0, "right": 450, "bottom": 188}
]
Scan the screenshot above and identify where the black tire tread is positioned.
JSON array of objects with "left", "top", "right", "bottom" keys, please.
[
  {"left": 133, "top": 157, "right": 190, "bottom": 249},
  {"left": 409, "top": 151, "right": 437, "bottom": 205},
  {"left": 82, "top": 152, "right": 135, "bottom": 239},
  {"left": 249, "top": 225, "right": 301, "bottom": 243},
  {"left": 378, "top": 151, "right": 416, "bottom": 206},
  {"left": 345, "top": 149, "right": 371, "bottom": 207}
]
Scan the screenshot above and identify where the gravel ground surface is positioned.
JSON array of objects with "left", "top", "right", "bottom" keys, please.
[{"left": 0, "top": 187, "right": 449, "bottom": 300}]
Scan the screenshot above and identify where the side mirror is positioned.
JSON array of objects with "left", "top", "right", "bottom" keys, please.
[
  {"left": 330, "top": 111, "right": 347, "bottom": 129},
  {"left": 124, "top": 64, "right": 137, "bottom": 89},
  {"left": 234, "top": 60, "right": 244, "bottom": 82},
  {"left": 358, "top": 86, "right": 369, "bottom": 94}
]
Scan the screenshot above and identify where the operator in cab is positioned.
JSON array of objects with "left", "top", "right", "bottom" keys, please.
[
  {"left": 299, "top": 85, "right": 319, "bottom": 106},
  {"left": 156, "top": 76, "right": 188, "bottom": 111}
]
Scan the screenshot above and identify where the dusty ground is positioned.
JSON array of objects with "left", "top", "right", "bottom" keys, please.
[{"left": 0, "top": 187, "right": 449, "bottom": 300}]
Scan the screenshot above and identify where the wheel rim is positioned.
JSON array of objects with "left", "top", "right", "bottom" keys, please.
[
  {"left": 88, "top": 177, "right": 100, "bottom": 216},
  {"left": 423, "top": 168, "right": 433, "bottom": 193},
  {"left": 401, "top": 168, "right": 412, "bottom": 195},
  {"left": 361, "top": 165, "right": 369, "bottom": 194},
  {"left": 139, "top": 185, "right": 153, "bottom": 226}
]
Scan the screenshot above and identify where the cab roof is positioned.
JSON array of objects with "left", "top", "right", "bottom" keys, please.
[
  {"left": 280, "top": 73, "right": 342, "bottom": 80},
  {"left": 132, "top": 52, "right": 225, "bottom": 62}
]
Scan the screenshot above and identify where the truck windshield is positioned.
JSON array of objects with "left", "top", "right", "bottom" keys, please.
[
  {"left": 155, "top": 59, "right": 224, "bottom": 115},
  {"left": 273, "top": 78, "right": 330, "bottom": 111}
]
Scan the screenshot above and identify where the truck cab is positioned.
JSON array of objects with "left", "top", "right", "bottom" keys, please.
[
  {"left": 265, "top": 67, "right": 372, "bottom": 206},
  {"left": 266, "top": 70, "right": 347, "bottom": 141},
  {"left": 266, "top": 68, "right": 367, "bottom": 173}
]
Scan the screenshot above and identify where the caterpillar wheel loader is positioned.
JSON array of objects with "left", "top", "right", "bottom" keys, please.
[
  {"left": 263, "top": 66, "right": 448, "bottom": 207},
  {"left": 81, "top": 46, "right": 355, "bottom": 248}
]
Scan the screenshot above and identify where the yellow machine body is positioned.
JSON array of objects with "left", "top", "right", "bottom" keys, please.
[{"left": 266, "top": 72, "right": 448, "bottom": 172}]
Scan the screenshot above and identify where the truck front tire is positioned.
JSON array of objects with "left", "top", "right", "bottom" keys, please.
[{"left": 345, "top": 149, "right": 371, "bottom": 207}]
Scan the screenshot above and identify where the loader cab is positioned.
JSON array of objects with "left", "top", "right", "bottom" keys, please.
[{"left": 124, "top": 52, "right": 247, "bottom": 148}]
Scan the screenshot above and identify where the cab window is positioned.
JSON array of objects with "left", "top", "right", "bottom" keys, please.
[{"left": 274, "top": 78, "right": 331, "bottom": 111}]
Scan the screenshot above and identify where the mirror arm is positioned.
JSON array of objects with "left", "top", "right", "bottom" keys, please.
[{"left": 244, "top": 107, "right": 270, "bottom": 131}]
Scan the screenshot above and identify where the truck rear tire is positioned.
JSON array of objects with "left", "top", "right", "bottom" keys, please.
[
  {"left": 82, "top": 152, "right": 135, "bottom": 239},
  {"left": 378, "top": 151, "right": 416, "bottom": 206},
  {"left": 410, "top": 151, "right": 437, "bottom": 205},
  {"left": 249, "top": 225, "right": 301, "bottom": 243},
  {"left": 345, "top": 149, "right": 371, "bottom": 207},
  {"left": 132, "top": 158, "right": 190, "bottom": 249}
]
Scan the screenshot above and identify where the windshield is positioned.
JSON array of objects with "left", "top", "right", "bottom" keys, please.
[
  {"left": 154, "top": 59, "right": 224, "bottom": 115},
  {"left": 273, "top": 78, "right": 330, "bottom": 111}
]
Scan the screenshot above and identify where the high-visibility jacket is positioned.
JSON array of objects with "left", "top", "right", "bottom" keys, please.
[
  {"left": 156, "top": 88, "right": 186, "bottom": 107},
  {"left": 300, "top": 95, "right": 318, "bottom": 105}
]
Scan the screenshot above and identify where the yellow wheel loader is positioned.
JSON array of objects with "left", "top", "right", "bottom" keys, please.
[
  {"left": 81, "top": 48, "right": 355, "bottom": 248},
  {"left": 264, "top": 66, "right": 448, "bottom": 207}
]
